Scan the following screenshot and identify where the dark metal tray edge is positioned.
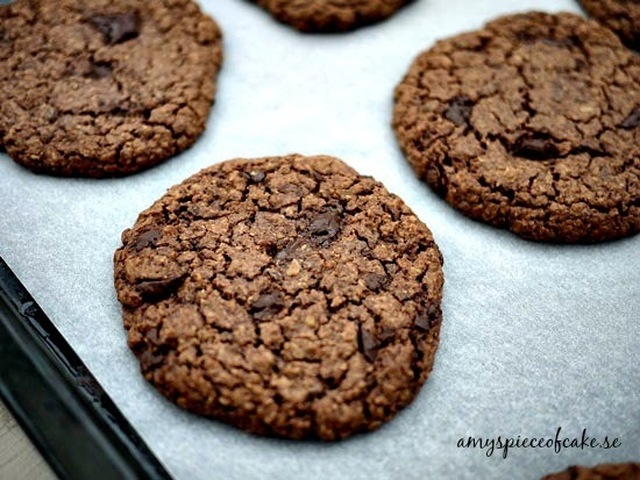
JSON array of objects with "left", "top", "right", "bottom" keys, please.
[{"left": 0, "top": 255, "right": 172, "bottom": 480}]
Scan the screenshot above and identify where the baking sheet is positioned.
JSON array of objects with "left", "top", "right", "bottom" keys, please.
[{"left": 1, "top": 0, "right": 638, "bottom": 478}]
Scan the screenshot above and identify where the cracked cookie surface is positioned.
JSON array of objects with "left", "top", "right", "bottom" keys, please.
[
  {"left": 580, "top": 0, "right": 640, "bottom": 50},
  {"left": 0, "top": 0, "right": 222, "bottom": 177},
  {"left": 541, "top": 462, "right": 640, "bottom": 480},
  {"left": 393, "top": 12, "right": 640, "bottom": 243},
  {"left": 251, "top": 0, "right": 410, "bottom": 33},
  {"left": 114, "top": 154, "right": 444, "bottom": 440}
]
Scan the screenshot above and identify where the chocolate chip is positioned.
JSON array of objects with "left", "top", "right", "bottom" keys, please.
[
  {"left": 133, "top": 228, "right": 162, "bottom": 251},
  {"left": 445, "top": 96, "right": 473, "bottom": 126},
  {"left": 621, "top": 109, "right": 640, "bottom": 129},
  {"left": 511, "top": 134, "right": 560, "bottom": 160},
  {"left": 146, "top": 327, "right": 160, "bottom": 346},
  {"left": 88, "top": 61, "right": 112, "bottom": 79},
  {"left": 307, "top": 211, "right": 342, "bottom": 244},
  {"left": 137, "top": 274, "right": 185, "bottom": 301},
  {"left": 358, "top": 326, "right": 379, "bottom": 362},
  {"left": 274, "top": 238, "right": 305, "bottom": 261},
  {"left": 363, "top": 273, "right": 389, "bottom": 292},
  {"left": 252, "top": 292, "right": 283, "bottom": 309},
  {"left": 247, "top": 171, "right": 265, "bottom": 183},
  {"left": 378, "top": 328, "right": 396, "bottom": 344},
  {"left": 251, "top": 292, "right": 284, "bottom": 320},
  {"left": 414, "top": 304, "right": 440, "bottom": 332},
  {"left": 89, "top": 12, "right": 140, "bottom": 45},
  {"left": 139, "top": 349, "right": 164, "bottom": 371}
]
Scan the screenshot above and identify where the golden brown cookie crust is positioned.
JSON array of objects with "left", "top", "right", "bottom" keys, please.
[
  {"left": 393, "top": 12, "right": 640, "bottom": 243},
  {"left": 114, "top": 154, "right": 444, "bottom": 440},
  {"left": 0, "top": 0, "right": 222, "bottom": 177}
]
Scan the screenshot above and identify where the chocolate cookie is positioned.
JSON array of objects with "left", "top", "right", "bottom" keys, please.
[
  {"left": 114, "top": 154, "right": 444, "bottom": 440},
  {"left": 250, "top": 0, "right": 410, "bottom": 33},
  {"left": 393, "top": 12, "right": 640, "bottom": 243},
  {"left": 580, "top": 0, "right": 640, "bottom": 50},
  {"left": 0, "top": 0, "right": 222, "bottom": 177},
  {"left": 541, "top": 462, "right": 640, "bottom": 480}
]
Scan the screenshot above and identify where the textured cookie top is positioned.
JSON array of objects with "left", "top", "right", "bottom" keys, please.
[
  {"left": 394, "top": 12, "right": 640, "bottom": 243},
  {"left": 541, "top": 462, "right": 640, "bottom": 480},
  {"left": 580, "top": 0, "right": 640, "bottom": 50},
  {"left": 114, "top": 154, "right": 444, "bottom": 440},
  {"left": 252, "top": 0, "right": 410, "bottom": 32},
  {"left": 0, "top": 0, "right": 222, "bottom": 177}
]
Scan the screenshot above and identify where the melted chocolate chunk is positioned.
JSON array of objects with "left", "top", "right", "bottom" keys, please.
[
  {"left": 358, "top": 326, "right": 379, "bottom": 362},
  {"left": 274, "top": 238, "right": 305, "bottom": 261},
  {"left": 512, "top": 134, "right": 560, "bottom": 160},
  {"left": 363, "top": 273, "right": 389, "bottom": 292},
  {"left": 251, "top": 292, "right": 284, "bottom": 320},
  {"left": 414, "top": 304, "right": 440, "bottom": 332},
  {"left": 307, "top": 211, "right": 342, "bottom": 244},
  {"left": 137, "top": 274, "right": 185, "bottom": 301},
  {"left": 621, "top": 109, "right": 640, "bottom": 129},
  {"left": 246, "top": 170, "right": 266, "bottom": 183},
  {"left": 378, "top": 328, "right": 396, "bottom": 345},
  {"left": 139, "top": 349, "right": 164, "bottom": 371},
  {"left": 146, "top": 327, "right": 160, "bottom": 346},
  {"left": 88, "top": 61, "right": 112, "bottom": 79},
  {"left": 445, "top": 96, "right": 473, "bottom": 126},
  {"left": 89, "top": 12, "right": 141, "bottom": 45},
  {"left": 133, "top": 228, "right": 162, "bottom": 251}
]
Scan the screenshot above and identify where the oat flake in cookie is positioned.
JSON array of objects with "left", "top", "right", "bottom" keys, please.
[
  {"left": 0, "top": 0, "right": 222, "bottom": 177},
  {"left": 114, "top": 154, "right": 444, "bottom": 440},
  {"left": 541, "top": 462, "right": 640, "bottom": 480},
  {"left": 394, "top": 12, "right": 640, "bottom": 243},
  {"left": 251, "top": 0, "right": 410, "bottom": 33},
  {"left": 580, "top": 0, "right": 640, "bottom": 50}
]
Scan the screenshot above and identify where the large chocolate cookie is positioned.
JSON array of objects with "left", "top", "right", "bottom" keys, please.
[
  {"left": 114, "top": 154, "right": 444, "bottom": 440},
  {"left": 0, "top": 0, "right": 222, "bottom": 177},
  {"left": 393, "top": 12, "right": 640, "bottom": 243},
  {"left": 541, "top": 462, "right": 640, "bottom": 480},
  {"left": 580, "top": 0, "right": 640, "bottom": 50},
  {"left": 251, "top": 0, "right": 410, "bottom": 33}
]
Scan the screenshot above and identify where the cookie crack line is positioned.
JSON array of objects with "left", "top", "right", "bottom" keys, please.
[
  {"left": 393, "top": 11, "right": 640, "bottom": 243},
  {"left": 114, "top": 154, "right": 444, "bottom": 441}
]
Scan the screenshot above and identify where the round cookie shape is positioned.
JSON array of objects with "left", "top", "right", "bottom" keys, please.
[
  {"left": 0, "top": 0, "right": 222, "bottom": 177},
  {"left": 580, "top": 0, "right": 640, "bottom": 50},
  {"left": 252, "top": 0, "right": 410, "bottom": 33},
  {"left": 541, "top": 462, "right": 640, "bottom": 480},
  {"left": 114, "top": 154, "right": 444, "bottom": 440},
  {"left": 393, "top": 12, "right": 640, "bottom": 243}
]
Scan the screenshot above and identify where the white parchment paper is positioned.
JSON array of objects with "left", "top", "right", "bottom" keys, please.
[{"left": 1, "top": 0, "right": 638, "bottom": 478}]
